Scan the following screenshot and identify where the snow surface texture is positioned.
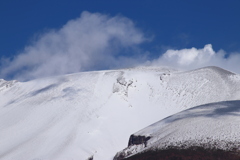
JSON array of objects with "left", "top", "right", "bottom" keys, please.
[
  {"left": 0, "top": 79, "right": 17, "bottom": 91},
  {"left": 0, "top": 66, "right": 240, "bottom": 160},
  {"left": 116, "top": 101, "right": 240, "bottom": 158}
]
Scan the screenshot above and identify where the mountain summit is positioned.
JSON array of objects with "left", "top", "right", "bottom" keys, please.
[{"left": 0, "top": 66, "right": 240, "bottom": 160}]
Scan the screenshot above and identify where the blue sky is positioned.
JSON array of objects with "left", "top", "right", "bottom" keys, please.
[{"left": 1, "top": 0, "right": 240, "bottom": 80}]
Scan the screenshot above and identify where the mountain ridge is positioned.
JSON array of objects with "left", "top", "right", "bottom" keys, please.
[{"left": 0, "top": 66, "right": 240, "bottom": 160}]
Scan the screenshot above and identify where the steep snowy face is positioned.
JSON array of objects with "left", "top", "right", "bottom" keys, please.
[
  {"left": 115, "top": 101, "right": 240, "bottom": 159},
  {"left": 0, "top": 66, "right": 240, "bottom": 160}
]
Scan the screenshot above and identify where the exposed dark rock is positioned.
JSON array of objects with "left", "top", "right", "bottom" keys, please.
[
  {"left": 120, "top": 147, "right": 240, "bottom": 160},
  {"left": 128, "top": 134, "right": 151, "bottom": 147},
  {"left": 114, "top": 135, "right": 152, "bottom": 160},
  {"left": 114, "top": 152, "right": 127, "bottom": 160},
  {"left": 87, "top": 155, "right": 93, "bottom": 160}
]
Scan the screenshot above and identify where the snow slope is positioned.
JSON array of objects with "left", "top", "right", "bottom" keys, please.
[
  {"left": 0, "top": 66, "right": 240, "bottom": 160},
  {"left": 115, "top": 100, "right": 240, "bottom": 159}
]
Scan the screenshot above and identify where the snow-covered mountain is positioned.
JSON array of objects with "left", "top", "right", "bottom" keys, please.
[
  {"left": 0, "top": 66, "right": 240, "bottom": 160},
  {"left": 114, "top": 100, "right": 240, "bottom": 159}
]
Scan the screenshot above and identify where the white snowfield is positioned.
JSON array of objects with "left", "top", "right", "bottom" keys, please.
[
  {"left": 0, "top": 66, "right": 240, "bottom": 160},
  {"left": 118, "top": 101, "right": 240, "bottom": 158}
]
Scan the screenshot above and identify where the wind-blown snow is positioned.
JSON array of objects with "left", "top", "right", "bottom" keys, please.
[
  {"left": 117, "top": 100, "right": 240, "bottom": 158},
  {"left": 0, "top": 66, "right": 240, "bottom": 160}
]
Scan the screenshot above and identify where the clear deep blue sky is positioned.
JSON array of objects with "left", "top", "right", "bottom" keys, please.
[{"left": 1, "top": 0, "right": 240, "bottom": 59}]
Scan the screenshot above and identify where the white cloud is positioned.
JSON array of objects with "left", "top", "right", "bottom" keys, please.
[
  {"left": 1, "top": 11, "right": 240, "bottom": 81},
  {"left": 0, "top": 11, "right": 148, "bottom": 81},
  {"left": 149, "top": 44, "right": 240, "bottom": 74}
]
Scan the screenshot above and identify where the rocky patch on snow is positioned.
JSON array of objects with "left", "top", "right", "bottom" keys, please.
[
  {"left": 113, "top": 74, "right": 134, "bottom": 97},
  {"left": 0, "top": 79, "right": 17, "bottom": 91}
]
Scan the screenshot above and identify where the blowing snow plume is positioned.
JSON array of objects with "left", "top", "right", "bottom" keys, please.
[{"left": 0, "top": 11, "right": 148, "bottom": 81}]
